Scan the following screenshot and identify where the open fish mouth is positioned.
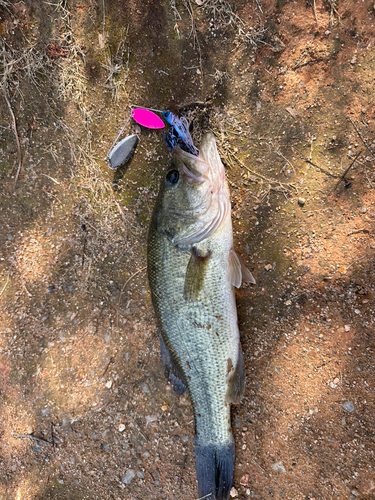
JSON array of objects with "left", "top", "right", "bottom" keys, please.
[
  {"left": 169, "top": 134, "right": 231, "bottom": 247},
  {"left": 174, "top": 146, "right": 209, "bottom": 184}
]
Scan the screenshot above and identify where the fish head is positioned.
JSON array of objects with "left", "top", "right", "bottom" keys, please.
[{"left": 154, "top": 133, "right": 230, "bottom": 248}]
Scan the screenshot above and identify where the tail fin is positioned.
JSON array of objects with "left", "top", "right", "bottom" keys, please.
[{"left": 194, "top": 436, "right": 235, "bottom": 500}]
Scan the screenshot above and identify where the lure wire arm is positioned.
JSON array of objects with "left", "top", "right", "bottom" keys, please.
[{"left": 106, "top": 113, "right": 132, "bottom": 161}]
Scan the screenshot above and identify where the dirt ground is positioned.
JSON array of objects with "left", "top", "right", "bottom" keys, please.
[{"left": 0, "top": 0, "right": 374, "bottom": 499}]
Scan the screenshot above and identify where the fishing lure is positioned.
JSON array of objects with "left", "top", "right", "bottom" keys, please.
[
  {"left": 106, "top": 106, "right": 198, "bottom": 169},
  {"left": 106, "top": 107, "right": 165, "bottom": 169},
  {"left": 162, "top": 111, "right": 199, "bottom": 156}
]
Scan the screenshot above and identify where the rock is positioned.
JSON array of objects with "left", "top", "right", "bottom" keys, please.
[
  {"left": 265, "top": 264, "right": 273, "bottom": 271},
  {"left": 271, "top": 461, "right": 286, "bottom": 474},
  {"left": 105, "top": 380, "right": 113, "bottom": 389},
  {"left": 122, "top": 469, "right": 136, "bottom": 484},
  {"left": 41, "top": 408, "right": 50, "bottom": 416},
  {"left": 298, "top": 197, "right": 306, "bottom": 206},
  {"left": 141, "top": 382, "right": 150, "bottom": 394},
  {"left": 360, "top": 206, "right": 367, "bottom": 214},
  {"left": 118, "top": 424, "right": 125, "bottom": 432},
  {"left": 240, "top": 474, "right": 249, "bottom": 486},
  {"left": 137, "top": 471, "right": 145, "bottom": 479},
  {"left": 343, "top": 401, "right": 355, "bottom": 412},
  {"left": 145, "top": 415, "right": 157, "bottom": 425},
  {"left": 344, "top": 325, "right": 351, "bottom": 332},
  {"left": 230, "top": 486, "right": 238, "bottom": 497}
]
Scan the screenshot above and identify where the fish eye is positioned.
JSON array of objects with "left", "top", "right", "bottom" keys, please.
[{"left": 166, "top": 169, "right": 179, "bottom": 186}]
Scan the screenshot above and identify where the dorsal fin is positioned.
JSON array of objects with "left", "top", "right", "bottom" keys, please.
[
  {"left": 226, "top": 346, "right": 246, "bottom": 404},
  {"left": 228, "top": 249, "right": 256, "bottom": 288},
  {"left": 237, "top": 252, "right": 256, "bottom": 284}
]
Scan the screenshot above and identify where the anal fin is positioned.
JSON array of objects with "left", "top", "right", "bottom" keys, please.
[{"left": 159, "top": 334, "right": 187, "bottom": 395}]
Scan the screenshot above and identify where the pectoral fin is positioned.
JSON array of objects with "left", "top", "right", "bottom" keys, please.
[
  {"left": 184, "top": 247, "right": 211, "bottom": 301},
  {"left": 159, "top": 334, "right": 187, "bottom": 395},
  {"left": 226, "top": 346, "right": 246, "bottom": 404},
  {"left": 228, "top": 249, "right": 256, "bottom": 288}
]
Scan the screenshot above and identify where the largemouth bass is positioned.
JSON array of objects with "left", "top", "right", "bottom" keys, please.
[{"left": 147, "top": 133, "right": 254, "bottom": 500}]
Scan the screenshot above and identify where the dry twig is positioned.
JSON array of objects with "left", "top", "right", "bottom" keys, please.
[
  {"left": 221, "top": 145, "right": 297, "bottom": 196},
  {"left": 347, "top": 115, "right": 375, "bottom": 159},
  {"left": 0, "top": 274, "right": 10, "bottom": 298},
  {"left": 2, "top": 91, "right": 22, "bottom": 188}
]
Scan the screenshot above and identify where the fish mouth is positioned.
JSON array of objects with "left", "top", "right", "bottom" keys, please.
[
  {"left": 173, "top": 147, "right": 209, "bottom": 184},
  {"left": 168, "top": 133, "right": 230, "bottom": 247}
]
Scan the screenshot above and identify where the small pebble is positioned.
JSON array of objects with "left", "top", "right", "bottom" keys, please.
[
  {"left": 141, "top": 382, "right": 150, "bottom": 394},
  {"left": 118, "top": 424, "right": 125, "bottom": 432},
  {"left": 145, "top": 415, "right": 157, "bottom": 425},
  {"left": 105, "top": 380, "right": 113, "bottom": 389},
  {"left": 343, "top": 401, "right": 355, "bottom": 412},
  {"left": 122, "top": 469, "right": 136, "bottom": 484},
  {"left": 240, "top": 474, "right": 249, "bottom": 486},
  {"left": 344, "top": 325, "right": 351, "bottom": 332},
  {"left": 360, "top": 206, "right": 367, "bottom": 214},
  {"left": 298, "top": 197, "right": 306, "bottom": 206},
  {"left": 271, "top": 461, "right": 286, "bottom": 474},
  {"left": 235, "top": 417, "right": 242, "bottom": 429},
  {"left": 264, "top": 264, "right": 273, "bottom": 271},
  {"left": 41, "top": 408, "right": 50, "bottom": 416},
  {"left": 137, "top": 471, "right": 145, "bottom": 479},
  {"left": 230, "top": 487, "right": 238, "bottom": 497}
]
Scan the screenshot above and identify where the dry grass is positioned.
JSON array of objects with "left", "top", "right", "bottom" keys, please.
[
  {"left": 101, "top": 27, "right": 130, "bottom": 101},
  {"left": 201, "top": 0, "right": 267, "bottom": 46}
]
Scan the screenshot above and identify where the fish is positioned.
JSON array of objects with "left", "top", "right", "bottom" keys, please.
[{"left": 147, "top": 132, "right": 255, "bottom": 500}]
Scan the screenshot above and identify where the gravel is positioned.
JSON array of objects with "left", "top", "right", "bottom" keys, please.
[
  {"left": 343, "top": 401, "right": 355, "bottom": 413},
  {"left": 271, "top": 461, "right": 286, "bottom": 474},
  {"left": 122, "top": 469, "right": 136, "bottom": 484}
]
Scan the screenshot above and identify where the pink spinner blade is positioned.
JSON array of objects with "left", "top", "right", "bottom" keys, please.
[{"left": 131, "top": 108, "right": 165, "bottom": 129}]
